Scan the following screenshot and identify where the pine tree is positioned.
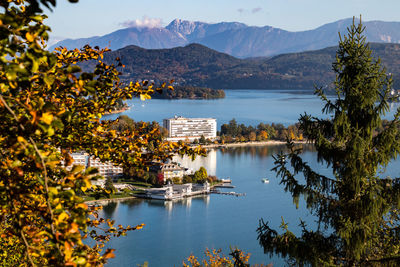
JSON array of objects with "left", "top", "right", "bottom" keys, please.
[{"left": 257, "top": 18, "right": 400, "bottom": 266}]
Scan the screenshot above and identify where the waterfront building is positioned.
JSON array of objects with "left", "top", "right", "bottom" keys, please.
[
  {"left": 163, "top": 116, "right": 217, "bottom": 142},
  {"left": 151, "top": 163, "right": 185, "bottom": 182},
  {"left": 88, "top": 156, "right": 123, "bottom": 179},
  {"left": 68, "top": 152, "right": 123, "bottom": 180},
  {"left": 139, "top": 182, "right": 210, "bottom": 200},
  {"left": 173, "top": 184, "right": 192, "bottom": 195}
]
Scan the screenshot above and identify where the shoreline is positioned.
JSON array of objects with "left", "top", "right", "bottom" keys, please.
[
  {"left": 85, "top": 141, "right": 310, "bottom": 205},
  {"left": 85, "top": 183, "right": 224, "bottom": 205},
  {"left": 85, "top": 196, "right": 137, "bottom": 205},
  {"left": 202, "top": 140, "right": 309, "bottom": 149},
  {"left": 104, "top": 106, "right": 131, "bottom": 115}
]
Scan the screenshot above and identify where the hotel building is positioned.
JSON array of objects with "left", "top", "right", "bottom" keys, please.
[
  {"left": 163, "top": 116, "right": 217, "bottom": 141},
  {"left": 68, "top": 152, "right": 123, "bottom": 180}
]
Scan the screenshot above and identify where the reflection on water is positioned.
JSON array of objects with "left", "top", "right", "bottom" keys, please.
[
  {"left": 102, "top": 144, "right": 320, "bottom": 267},
  {"left": 103, "top": 143, "right": 400, "bottom": 267},
  {"left": 173, "top": 149, "right": 217, "bottom": 175},
  {"left": 102, "top": 195, "right": 211, "bottom": 218},
  {"left": 102, "top": 202, "right": 118, "bottom": 218},
  {"left": 219, "top": 143, "right": 315, "bottom": 159},
  {"left": 173, "top": 144, "right": 315, "bottom": 176}
]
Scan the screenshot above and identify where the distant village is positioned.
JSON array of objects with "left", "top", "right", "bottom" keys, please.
[{"left": 70, "top": 116, "right": 217, "bottom": 197}]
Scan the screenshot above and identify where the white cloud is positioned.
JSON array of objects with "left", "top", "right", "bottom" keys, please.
[
  {"left": 237, "top": 8, "right": 245, "bottom": 13},
  {"left": 120, "top": 16, "right": 163, "bottom": 28}
]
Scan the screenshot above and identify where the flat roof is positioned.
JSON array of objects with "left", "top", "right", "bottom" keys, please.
[{"left": 164, "top": 116, "right": 216, "bottom": 120}]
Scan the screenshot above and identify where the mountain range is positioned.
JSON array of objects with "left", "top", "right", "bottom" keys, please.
[
  {"left": 52, "top": 18, "right": 400, "bottom": 58},
  {"left": 81, "top": 42, "right": 400, "bottom": 90}
]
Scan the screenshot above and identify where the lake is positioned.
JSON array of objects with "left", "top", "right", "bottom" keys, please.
[
  {"left": 104, "top": 89, "right": 400, "bottom": 127},
  {"left": 103, "top": 145, "right": 321, "bottom": 267},
  {"left": 101, "top": 90, "right": 400, "bottom": 266},
  {"left": 104, "top": 89, "right": 330, "bottom": 127}
]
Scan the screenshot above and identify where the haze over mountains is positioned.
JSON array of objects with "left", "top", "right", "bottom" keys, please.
[
  {"left": 81, "top": 43, "right": 400, "bottom": 90},
  {"left": 52, "top": 18, "right": 400, "bottom": 58}
]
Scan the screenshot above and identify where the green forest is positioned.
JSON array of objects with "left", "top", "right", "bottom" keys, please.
[
  {"left": 1, "top": 0, "right": 400, "bottom": 266},
  {"left": 90, "top": 42, "right": 400, "bottom": 90},
  {"left": 219, "top": 119, "right": 303, "bottom": 143},
  {"left": 151, "top": 85, "right": 225, "bottom": 99}
]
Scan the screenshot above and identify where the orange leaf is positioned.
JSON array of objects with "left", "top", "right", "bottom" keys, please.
[
  {"left": 26, "top": 32, "right": 35, "bottom": 42},
  {"left": 103, "top": 249, "right": 115, "bottom": 259}
]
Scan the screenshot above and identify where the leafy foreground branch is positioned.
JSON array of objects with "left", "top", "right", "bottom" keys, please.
[
  {"left": 182, "top": 248, "right": 272, "bottom": 267},
  {"left": 0, "top": 0, "right": 203, "bottom": 266},
  {"left": 258, "top": 18, "right": 400, "bottom": 266}
]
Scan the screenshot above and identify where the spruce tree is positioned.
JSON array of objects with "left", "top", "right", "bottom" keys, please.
[{"left": 257, "top": 18, "right": 400, "bottom": 266}]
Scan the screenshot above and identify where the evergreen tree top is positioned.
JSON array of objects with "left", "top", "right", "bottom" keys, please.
[{"left": 258, "top": 17, "right": 400, "bottom": 266}]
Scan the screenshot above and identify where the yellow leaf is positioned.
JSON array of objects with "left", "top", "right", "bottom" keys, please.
[
  {"left": 40, "top": 112, "right": 53, "bottom": 125},
  {"left": 17, "top": 136, "right": 26, "bottom": 143},
  {"left": 48, "top": 187, "right": 58, "bottom": 195},
  {"left": 76, "top": 203, "right": 88, "bottom": 210},
  {"left": 76, "top": 257, "right": 86, "bottom": 265},
  {"left": 58, "top": 212, "right": 69, "bottom": 222},
  {"left": 136, "top": 223, "right": 145, "bottom": 230},
  {"left": 83, "top": 178, "right": 92, "bottom": 189},
  {"left": 64, "top": 241, "right": 72, "bottom": 260},
  {"left": 25, "top": 32, "right": 35, "bottom": 42}
]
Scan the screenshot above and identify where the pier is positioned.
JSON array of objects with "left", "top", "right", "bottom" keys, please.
[
  {"left": 134, "top": 181, "right": 246, "bottom": 200},
  {"left": 211, "top": 189, "right": 246, "bottom": 197},
  {"left": 134, "top": 182, "right": 211, "bottom": 200},
  {"left": 214, "top": 184, "right": 235, "bottom": 188}
]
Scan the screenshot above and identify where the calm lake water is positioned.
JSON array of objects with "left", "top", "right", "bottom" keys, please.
[
  {"left": 104, "top": 89, "right": 330, "bottom": 127},
  {"left": 101, "top": 90, "right": 400, "bottom": 266}
]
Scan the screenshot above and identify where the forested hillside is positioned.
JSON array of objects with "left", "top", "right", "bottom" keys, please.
[{"left": 84, "top": 43, "right": 400, "bottom": 89}]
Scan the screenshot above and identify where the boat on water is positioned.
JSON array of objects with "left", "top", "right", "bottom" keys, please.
[
  {"left": 261, "top": 178, "right": 270, "bottom": 184},
  {"left": 221, "top": 178, "right": 232, "bottom": 183}
]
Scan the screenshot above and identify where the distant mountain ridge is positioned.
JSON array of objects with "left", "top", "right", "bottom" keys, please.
[
  {"left": 81, "top": 42, "right": 400, "bottom": 90},
  {"left": 52, "top": 18, "right": 400, "bottom": 58}
]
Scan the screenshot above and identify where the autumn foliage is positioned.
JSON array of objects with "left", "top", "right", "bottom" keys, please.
[
  {"left": 0, "top": 0, "right": 204, "bottom": 265},
  {"left": 183, "top": 248, "right": 251, "bottom": 267}
]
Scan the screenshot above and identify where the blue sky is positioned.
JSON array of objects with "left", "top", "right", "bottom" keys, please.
[{"left": 45, "top": 0, "right": 400, "bottom": 39}]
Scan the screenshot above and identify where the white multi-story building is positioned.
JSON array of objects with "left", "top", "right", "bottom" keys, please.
[
  {"left": 88, "top": 156, "right": 123, "bottom": 179},
  {"left": 68, "top": 152, "right": 123, "bottom": 179},
  {"left": 69, "top": 152, "right": 87, "bottom": 169},
  {"left": 163, "top": 116, "right": 217, "bottom": 141}
]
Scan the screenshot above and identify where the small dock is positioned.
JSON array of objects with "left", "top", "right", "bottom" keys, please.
[
  {"left": 134, "top": 180, "right": 246, "bottom": 200},
  {"left": 212, "top": 190, "right": 246, "bottom": 197},
  {"left": 214, "top": 184, "right": 235, "bottom": 188}
]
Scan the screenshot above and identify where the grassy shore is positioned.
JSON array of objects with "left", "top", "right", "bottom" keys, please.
[{"left": 83, "top": 192, "right": 135, "bottom": 202}]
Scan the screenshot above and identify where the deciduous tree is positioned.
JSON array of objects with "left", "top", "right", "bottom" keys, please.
[
  {"left": 194, "top": 167, "right": 208, "bottom": 183},
  {"left": 0, "top": 0, "right": 204, "bottom": 265}
]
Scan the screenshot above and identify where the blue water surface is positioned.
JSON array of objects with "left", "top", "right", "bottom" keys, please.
[{"left": 100, "top": 90, "right": 400, "bottom": 266}]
